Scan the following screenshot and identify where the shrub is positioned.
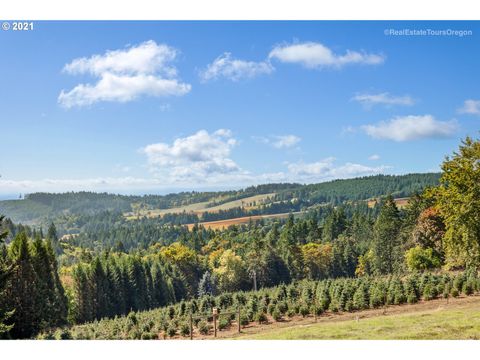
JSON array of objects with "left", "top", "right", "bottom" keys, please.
[
  {"left": 369, "top": 282, "right": 386, "bottom": 308},
  {"left": 422, "top": 283, "right": 437, "bottom": 300},
  {"left": 453, "top": 275, "right": 464, "bottom": 293},
  {"left": 239, "top": 314, "right": 249, "bottom": 326},
  {"left": 167, "top": 323, "right": 177, "bottom": 337},
  {"left": 299, "top": 305, "right": 310, "bottom": 317},
  {"left": 268, "top": 303, "right": 276, "bottom": 315},
  {"left": 390, "top": 280, "right": 406, "bottom": 305},
  {"left": 405, "top": 246, "right": 441, "bottom": 271},
  {"left": 246, "top": 297, "right": 258, "bottom": 314},
  {"left": 129, "top": 329, "right": 142, "bottom": 340},
  {"left": 316, "top": 286, "right": 330, "bottom": 311},
  {"left": 179, "top": 301, "right": 186, "bottom": 316},
  {"left": 234, "top": 292, "right": 247, "bottom": 306},
  {"left": 462, "top": 279, "right": 475, "bottom": 296},
  {"left": 255, "top": 312, "right": 268, "bottom": 324},
  {"left": 126, "top": 312, "right": 138, "bottom": 329},
  {"left": 168, "top": 306, "right": 176, "bottom": 319},
  {"left": 277, "top": 301, "right": 288, "bottom": 314},
  {"left": 37, "top": 332, "right": 55, "bottom": 340},
  {"left": 287, "top": 285, "right": 299, "bottom": 301},
  {"left": 451, "top": 287, "right": 459, "bottom": 298},
  {"left": 272, "top": 308, "right": 282, "bottom": 322},
  {"left": 442, "top": 283, "right": 451, "bottom": 298},
  {"left": 246, "top": 309, "right": 255, "bottom": 322},
  {"left": 311, "top": 304, "right": 323, "bottom": 316},
  {"left": 405, "top": 278, "right": 419, "bottom": 304},
  {"left": 218, "top": 317, "right": 230, "bottom": 330},
  {"left": 352, "top": 283, "right": 369, "bottom": 310},
  {"left": 198, "top": 321, "right": 209, "bottom": 335},
  {"left": 141, "top": 332, "right": 156, "bottom": 340},
  {"left": 54, "top": 329, "right": 72, "bottom": 340},
  {"left": 344, "top": 300, "right": 353, "bottom": 312},
  {"left": 180, "top": 322, "right": 191, "bottom": 337},
  {"left": 286, "top": 309, "right": 295, "bottom": 318}
]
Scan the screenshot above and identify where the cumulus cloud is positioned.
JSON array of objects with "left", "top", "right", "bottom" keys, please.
[
  {"left": 458, "top": 99, "right": 480, "bottom": 115},
  {"left": 58, "top": 40, "right": 191, "bottom": 108},
  {"left": 352, "top": 92, "right": 415, "bottom": 108},
  {"left": 254, "top": 134, "right": 301, "bottom": 149},
  {"left": 269, "top": 41, "right": 384, "bottom": 69},
  {"left": 141, "top": 129, "right": 244, "bottom": 183},
  {"left": 200, "top": 52, "right": 274, "bottom": 82},
  {"left": 362, "top": 115, "right": 458, "bottom": 142}
]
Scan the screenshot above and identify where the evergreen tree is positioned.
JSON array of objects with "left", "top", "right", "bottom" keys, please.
[
  {"left": 0, "top": 216, "right": 14, "bottom": 337},
  {"left": 6, "top": 232, "right": 40, "bottom": 338},
  {"left": 372, "top": 196, "right": 401, "bottom": 274},
  {"left": 198, "top": 271, "right": 217, "bottom": 297},
  {"left": 46, "top": 222, "right": 62, "bottom": 255}
]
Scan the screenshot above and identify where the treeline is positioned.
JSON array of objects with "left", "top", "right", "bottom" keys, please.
[
  {"left": 70, "top": 253, "right": 194, "bottom": 324},
  {"left": 0, "top": 173, "right": 440, "bottom": 224},
  {"left": 0, "top": 229, "right": 67, "bottom": 339},
  {"left": 281, "top": 173, "right": 440, "bottom": 205}
]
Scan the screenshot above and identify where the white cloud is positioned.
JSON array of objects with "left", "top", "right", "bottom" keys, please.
[
  {"left": 0, "top": 177, "right": 164, "bottom": 194},
  {"left": 352, "top": 92, "right": 415, "bottom": 107},
  {"left": 200, "top": 52, "right": 274, "bottom": 82},
  {"left": 269, "top": 41, "right": 384, "bottom": 69},
  {"left": 272, "top": 135, "right": 301, "bottom": 149},
  {"left": 458, "top": 99, "right": 480, "bottom": 115},
  {"left": 286, "top": 157, "right": 389, "bottom": 182},
  {"left": 254, "top": 134, "right": 301, "bottom": 149},
  {"left": 362, "top": 115, "right": 458, "bottom": 142},
  {"left": 141, "top": 129, "right": 243, "bottom": 183},
  {"left": 58, "top": 40, "right": 191, "bottom": 108},
  {"left": 368, "top": 154, "right": 380, "bottom": 161},
  {"left": 1, "top": 155, "right": 392, "bottom": 194}
]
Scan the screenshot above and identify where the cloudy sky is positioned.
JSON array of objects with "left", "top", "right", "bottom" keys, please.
[{"left": 0, "top": 21, "right": 479, "bottom": 197}]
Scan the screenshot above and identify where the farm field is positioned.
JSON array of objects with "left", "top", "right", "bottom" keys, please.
[
  {"left": 230, "top": 295, "right": 480, "bottom": 340},
  {"left": 124, "top": 193, "right": 276, "bottom": 220},
  {"left": 186, "top": 211, "right": 302, "bottom": 230}
]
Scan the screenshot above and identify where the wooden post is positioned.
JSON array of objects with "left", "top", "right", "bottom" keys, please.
[
  {"left": 237, "top": 306, "right": 241, "bottom": 333},
  {"left": 213, "top": 308, "right": 218, "bottom": 338},
  {"left": 190, "top": 313, "right": 193, "bottom": 340}
]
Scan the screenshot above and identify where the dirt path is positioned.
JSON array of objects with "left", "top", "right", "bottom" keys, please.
[{"left": 190, "top": 294, "right": 480, "bottom": 340}]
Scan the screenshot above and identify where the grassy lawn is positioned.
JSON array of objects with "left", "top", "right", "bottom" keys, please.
[{"left": 239, "top": 300, "right": 480, "bottom": 340}]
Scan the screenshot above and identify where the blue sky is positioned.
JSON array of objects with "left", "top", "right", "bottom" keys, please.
[{"left": 0, "top": 21, "right": 479, "bottom": 197}]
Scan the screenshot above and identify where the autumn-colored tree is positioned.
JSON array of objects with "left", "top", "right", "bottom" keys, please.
[
  {"left": 160, "top": 243, "right": 200, "bottom": 296},
  {"left": 301, "top": 242, "right": 333, "bottom": 279},
  {"left": 212, "top": 250, "right": 248, "bottom": 293},
  {"left": 431, "top": 137, "right": 480, "bottom": 268},
  {"left": 412, "top": 207, "right": 445, "bottom": 258}
]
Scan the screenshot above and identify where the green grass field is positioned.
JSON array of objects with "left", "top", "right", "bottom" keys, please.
[
  {"left": 238, "top": 298, "right": 480, "bottom": 340},
  {"left": 125, "top": 193, "right": 276, "bottom": 220}
]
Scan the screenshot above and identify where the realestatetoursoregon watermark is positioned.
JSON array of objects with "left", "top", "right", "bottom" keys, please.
[{"left": 384, "top": 28, "right": 473, "bottom": 37}]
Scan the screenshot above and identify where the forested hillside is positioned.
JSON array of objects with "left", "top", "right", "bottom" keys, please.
[
  {"left": 0, "top": 137, "right": 479, "bottom": 339},
  {"left": 0, "top": 173, "right": 440, "bottom": 225}
]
